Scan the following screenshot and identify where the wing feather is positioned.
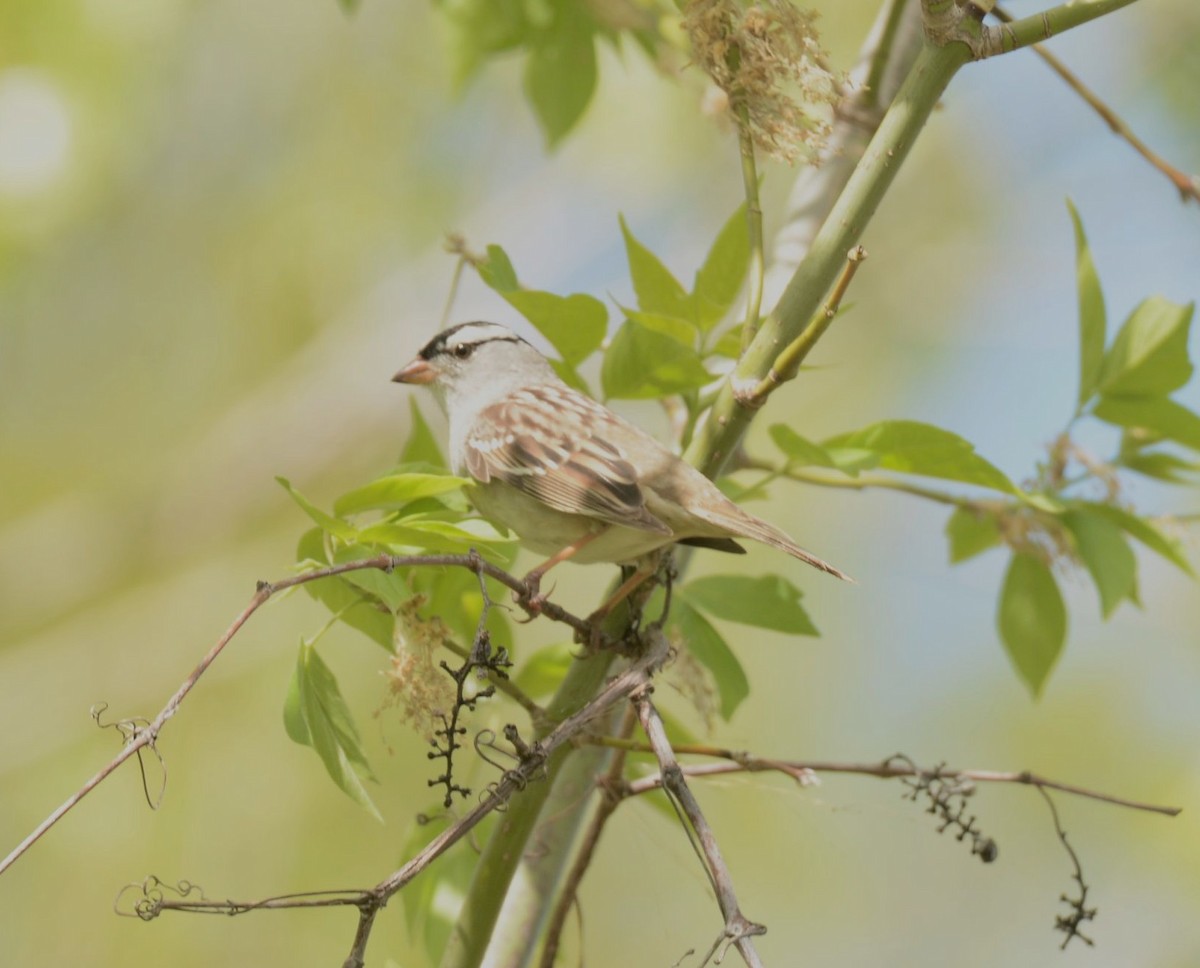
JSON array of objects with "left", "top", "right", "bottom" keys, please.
[{"left": 464, "top": 385, "right": 671, "bottom": 535}]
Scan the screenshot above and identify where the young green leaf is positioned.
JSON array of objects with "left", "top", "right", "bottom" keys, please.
[
  {"left": 997, "top": 553, "right": 1067, "bottom": 698},
  {"left": 355, "top": 516, "right": 514, "bottom": 555},
  {"left": 1093, "top": 395, "right": 1200, "bottom": 451},
  {"left": 1096, "top": 296, "right": 1194, "bottom": 398},
  {"left": 708, "top": 325, "right": 745, "bottom": 359},
  {"left": 333, "top": 473, "right": 467, "bottom": 516},
  {"left": 296, "top": 529, "right": 395, "bottom": 651},
  {"left": 692, "top": 204, "right": 750, "bottom": 331},
  {"left": 681, "top": 574, "right": 818, "bottom": 636},
  {"left": 503, "top": 290, "right": 607, "bottom": 367},
  {"left": 1118, "top": 450, "right": 1200, "bottom": 483},
  {"left": 619, "top": 215, "right": 692, "bottom": 321},
  {"left": 945, "top": 507, "right": 1002, "bottom": 563},
  {"left": 1071, "top": 501, "right": 1194, "bottom": 576},
  {"left": 512, "top": 644, "right": 574, "bottom": 698},
  {"left": 769, "top": 424, "right": 838, "bottom": 469},
  {"left": 670, "top": 599, "right": 749, "bottom": 721},
  {"left": 332, "top": 544, "right": 411, "bottom": 613},
  {"left": 401, "top": 808, "right": 492, "bottom": 963},
  {"left": 401, "top": 398, "right": 445, "bottom": 466},
  {"left": 601, "top": 321, "right": 713, "bottom": 399},
  {"left": 524, "top": 12, "right": 597, "bottom": 147},
  {"left": 623, "top": 308, "right": 698, "bottom": 348},
  {"left": 822, "top": 420, "right": 1017, "bottom": 493},
  {"left": 436, "top": 0, "right": 529, "bottom": 86},
  {"left": 278, "top": 477, "right": 357, "bottom": 540},
  {"left": 1061, "top": 510, "right": 1139, "bottom": 618},
  {"left": 478, "top": 243, "right": 519, "bottom": 292},
  {"left": 285, "top": 641, "right": 382, "bottom": 820},
  {"left": 1066, "top": 200, "right": 1106, "bottom": 408}
]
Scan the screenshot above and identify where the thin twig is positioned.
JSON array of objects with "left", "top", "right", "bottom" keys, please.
[
  {"left": 124, "top": 634, "right": 671, "bottom": 968},
  {"left": 737, "top": 108, "right": 766, "bottom": 355},
  {"left": 0, "top": 553, "right": 592, "bottom": 879},
  {"left": 1037, "top": 786, "right": 1098, "bottom": 948},
  {"left": 594, "top": 746, "right": 1180, "bottom": 817},
  {"left": 633, "top": 692, "right": 766, "bottom": 968},
  {"left": 735, "top": 246, "right": 867, "bottom": 408},
  {"left": 992, "top": 3, "right": 1199, "bottom": 204}
]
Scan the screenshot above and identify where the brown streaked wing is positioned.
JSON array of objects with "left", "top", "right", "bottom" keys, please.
[{"left": 464, "top": 385, "right": 671, "bottom": 535}]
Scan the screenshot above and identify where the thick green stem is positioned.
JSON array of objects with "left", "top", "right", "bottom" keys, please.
[{"left": 685, "top": 37, "right": 973, "bottom": 476}]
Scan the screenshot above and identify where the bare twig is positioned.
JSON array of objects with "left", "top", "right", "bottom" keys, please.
[
  {"left": 124, "top": 630, "right": 672, "bottom": 967},
  {"left": 1038, "top": 787, "right": 1099, "bottom": 948},
  {"left": 0, "top": 552, "right": 593, "bottom": 879},
  {"left": 593, "top": 743, "right": 1181, "bottom": 818},
  {"left": 991, "top": 3, "right": 1199, "bottom": 204},
  {"left": 633, "top": 692, "right": 766, "bottom": 968}
]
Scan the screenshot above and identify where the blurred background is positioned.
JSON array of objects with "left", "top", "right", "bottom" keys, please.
[{"left": 1, "top": 0, "right": 1198, "bottom": 965}]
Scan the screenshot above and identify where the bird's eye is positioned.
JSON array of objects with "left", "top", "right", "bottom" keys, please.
[{"left": 453, "top": 343, "right": 473, "bottom": 360}]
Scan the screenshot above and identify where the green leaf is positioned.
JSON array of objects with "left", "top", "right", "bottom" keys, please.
[
  {"left": 356, "top": 516, "right": 514, "bottom": 555},
  {"left": 708, "top": 325, "right": 744, "bottom": 358},
  {"left": 670, "top": 599, "right": 749, "bottom": 721},
  {"left": 278, "top": 477, "right": 358, "bottom": 540},
  {"left": 769, "top": 425, "right": 838, "bottom": 469},
  {"left": 503, "top": 290, "right": 607, "bottom": 366},
  {"left": 623, "top": 308, "right": 698, "bottom": 348},
  {"left": 478, "top": 243, "right": 519, "bottom": 292},
  {"left": 332, "top": 544, "right": 410, "bottom": 612},
  {"left": 401, "top": 808, "right": 492, "bottom": 962},
  {"left": 523, "top": 11, "right": 596, "bottom": 147},
  {"left": 1093, "top": 395, "right": 1200, "bottom": 451},
  {"left": 692, "top": 204, "right": 749, "bottom": 331},
  {"left": 512, "top": 644, "right": 574, "bottom": 698},
  {"left": 822, "top": 420, "right": 1017, "bottom": 493},
  {"left": 601, "top": 320, "right": 713, "bottom": 399},
  {"left": 1061, "top": 510, "right": 1138, "bottom": 618},
  {"left": 401, "top": 398, "right": 445, "bottom": 466},
  {"left": 286, "top": 642, "right": 382, "bottom": 819},
  {"left": 435, "top": 0, "right": 529, "bottom": 85},
  {"left": 945, "top": 507, "right": 1002, "bottom": 563},
  {"left": 1097, "top": 296, "right": 1194, "bottom": 397},
  {"left": 296, "top": 530, "right": 395, "bottom": 651},
  {"left": 1067, "top": 200, "right": 1106, "bottom": 408},
  {"left": 1071, "top": 501, "right": 1194, "bottom": 576},
  {"left": 997, "top": 553, "right": 1066, "bottom": 698},
  {"left": 681, "top": 574, "right": 818, "bottom": 636},
  {"left": 822, "top": 446, "right": 878, "bottom": 475},
  {"left": 334, "top": 473, "right": 467, "bottom": 516},
  {"left": 1118, "top": 450, "right": 1200, "bottom": 483},
  {"left": 619, "top": 215, "right": 692, "bottom": 321},
  {"left": 407, "top": 564, "right": 513, "bottom": 649}
]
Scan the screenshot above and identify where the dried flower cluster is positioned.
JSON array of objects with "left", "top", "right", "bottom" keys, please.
[
  {"left": 379, "top": 595, "right": 457, "bottom": 741},
  {"left": 684, "top": 0, "right": 839, "bottom": 163}
]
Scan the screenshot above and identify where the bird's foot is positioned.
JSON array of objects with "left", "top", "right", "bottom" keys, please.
[{"left": 513, "top": 572, "right": 550, "bottom": 623}]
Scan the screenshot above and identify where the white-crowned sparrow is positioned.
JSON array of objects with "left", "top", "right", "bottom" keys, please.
[{"left": 392, "top": 321, "right": 849, "bottom": 615}]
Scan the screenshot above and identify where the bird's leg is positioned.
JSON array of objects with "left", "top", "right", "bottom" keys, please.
[
  {"left": 580, "top": 559, "right": 657, "bottom": 652},
  {"left": 516, "top": 528, "right": 606, "bottom": 618}
]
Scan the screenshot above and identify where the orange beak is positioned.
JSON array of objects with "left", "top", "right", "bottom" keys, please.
[{"left": 391, "top": 357, "right": 436, "bottom": 385}]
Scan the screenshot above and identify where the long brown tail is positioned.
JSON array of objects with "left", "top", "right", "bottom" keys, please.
[{"left": 700, "top": 505, "right": 853, "bottom": 582}]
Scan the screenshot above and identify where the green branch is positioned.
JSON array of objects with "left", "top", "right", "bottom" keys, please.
[
  {"left": 686, "top": 37, "right": 972, "bottom": 475},
  {"left": 977, "top": 0, "right": 1143, "bottom": 59}
]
